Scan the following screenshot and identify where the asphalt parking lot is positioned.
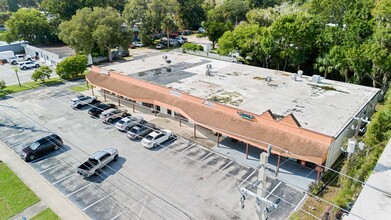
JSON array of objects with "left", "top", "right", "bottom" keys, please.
[
  {"left": 0, "top": 83, "right": 306, "bottom": 220},
  {"left": 0, "top": 62, "right": 42, "bottom": 85}
]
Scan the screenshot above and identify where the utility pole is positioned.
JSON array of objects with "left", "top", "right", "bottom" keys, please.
[
  {"left": 240, "top": 145, "right": 274, "bottom": 220},
  {"left": 258, "top": 152, "right": 268, "bottom": 220}
]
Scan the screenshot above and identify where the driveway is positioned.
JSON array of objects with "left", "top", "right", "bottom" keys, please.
[{"left": 0, "top": 83, "right": 306, "bottom": 219}]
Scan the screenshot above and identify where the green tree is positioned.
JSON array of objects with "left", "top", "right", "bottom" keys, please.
[
  {"left": 246, "top": 8, "right": 279, "bottom": 27},
  {"left": 177, "top": 0, "right": 205, "bottom": 29},
  {"left": 161, "top": 15, "right": 177, "bottom": 48},
  {"left": 0, "top": 80, "right": 6, "bottom": 92},
  {"left": 123, "top": 0, "right": 177, "bottom": 45},
  {"left": 6, "top": 0, "right": 18, "bottom": 12},
  {"left": 41, "top": 0, "right": 81, "bottom": 20},
  {"left": 31, "top": 66, "right": 52, "bottom": 82},
  {"left": 59, "top": 7, "right": 131, "bottom": 61},
  {"left": 4, "top": 8, "right": 51, "bottom": 44},
  {"left": 218, "top": 22, "right": 269, "bottom": 66},
  {"left": 268, "top": 12, "right": 322, "bottom": 71},
  {"left": 56, "top": 55, "right": 88, "bottom": 79}
]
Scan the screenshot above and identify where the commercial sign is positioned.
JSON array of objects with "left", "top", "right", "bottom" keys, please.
[
  {"left": 169, "top": 90, "right": 181, "bottom": 97},
  {"left": 237, "top": 111, "right": 254, "bottom": 120}
]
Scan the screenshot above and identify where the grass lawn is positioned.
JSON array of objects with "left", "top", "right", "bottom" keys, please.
[
  {"left": 0, "top": 78, "right": 63, "bottom": 97},
  {"left": 30, "top": 208, "right": 60, "bottom": 220},
  {"left": 69, "top": 83, "right": 90, "bottom": 92},
  {"left": 0, "top": 162, "right": 40, "bottom": 219}
]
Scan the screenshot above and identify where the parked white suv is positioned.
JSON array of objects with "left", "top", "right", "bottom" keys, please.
[
  {"left": 8, "top": 54, "right": 32, "bottom": 65},
  {"left": 18, "top": 61, "right": 40, "bottom": 70},
  {"left": 141, "top": 129, "right": 176, "bottom": 149},
  {"left": 70, "top": 95, "right": 97, "bottom": 108},
  {"left": 115, "top": 116, "right": 146, "bottom": 131}
]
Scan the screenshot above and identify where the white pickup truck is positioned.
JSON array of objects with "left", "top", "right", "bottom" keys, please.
[
  {"left": 8, "top": 54, "right": 32, "bottom": 65},
  {"left": 77, "top": 148, "right": 119, "bottom": 178},
  {"left": 70, "top": 95, "right": 97, "bottom": 108}
]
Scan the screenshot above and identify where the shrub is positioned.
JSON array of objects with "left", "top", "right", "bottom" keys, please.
[
  {"left": 56, "top": 55, "right": 88, "bottom": 80},
  {"left": 31, "top": 66, "right": 52, "bottom": 82},
  {"left": 182, "top": 42, "right": 204, "bottom": 52},
  {"left": 0, "top": 80, "right": 6, "bottom": 92}
]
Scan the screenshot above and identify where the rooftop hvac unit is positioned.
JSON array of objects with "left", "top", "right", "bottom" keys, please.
[
  {"left": 291, "top": 73, "right": 297, "bottom": 81},
  {"left": 298, "top": 70, "right": 303, "bottom": 78},
  {"left": 347, "top": 139, "right": 356, "bottom": 154},
  {"left": 312, "top": 75, "right": 322, "bottom": 83},
  {"left": 265, "top": 76, "right": 272, "bottom": 82}
]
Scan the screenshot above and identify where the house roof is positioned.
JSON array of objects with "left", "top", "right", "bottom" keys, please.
[{"left": 86, "top": 67, "right": 334, "bottom": 164}]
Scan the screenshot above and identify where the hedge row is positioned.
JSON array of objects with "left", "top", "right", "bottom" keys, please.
[{"left": 181, "top": 42, "right": 203, "bottom": 51}]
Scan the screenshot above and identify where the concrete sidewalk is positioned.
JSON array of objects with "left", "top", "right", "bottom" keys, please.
[
  {"left": 10, "top": 201, "right": 47, "bottom": 220},
  {"left": 81, "top": 89, "right": 218, "bottom": 148},
  {"left": 0, "top": 141, "right": 89, "bottom": 220}
]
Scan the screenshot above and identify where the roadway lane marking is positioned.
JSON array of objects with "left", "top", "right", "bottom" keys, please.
[
  {"left": 266, "top": 182, "right": 282, "bottom": 199},
  {"left": 66, "top": 183, "right": 93, "bottom": 197},
  {"left": 52, "top": 173, "right": 75, "bottom": 185},
  {"left": 200, "top": 152, "right": 213, "bottom": 161},
  {"left": 239, "top": 169, "right": 257, "bottom": 187},
  {"left": 82, "top": 185, "right": 128, "bottom": 211},
  {"left": 294, "top": 194, "right": 307, "bottom": 211},
  {"left": 39, "top": 164, "right": 62, "bottom": 174},
  {"left": 219, "top": 161, "right": 233, "bottom": 171}
]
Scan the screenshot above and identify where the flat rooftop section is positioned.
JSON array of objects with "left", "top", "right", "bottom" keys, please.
[
  {"left": 38, "top": 45, "right": 75, "bottom": 58},
  {"left": 103, "top": 52, "right": 380, "bottom": 137},
  {"left": 345, "top": 139, "right": 391, "bottom": 220}
]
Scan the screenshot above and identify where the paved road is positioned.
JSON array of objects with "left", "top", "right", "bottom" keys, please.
[{"left": 0, "top": 84, "right": 306, "bottom": 219}]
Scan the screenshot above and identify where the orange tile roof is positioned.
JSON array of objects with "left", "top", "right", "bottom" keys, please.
[{"left": 86, "top": 66, "right": 334, "bottom": 165}]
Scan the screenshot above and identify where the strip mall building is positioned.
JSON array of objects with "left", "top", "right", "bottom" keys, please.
[{"left": 86, "top": 52, "right": 380, "bottom": 176}]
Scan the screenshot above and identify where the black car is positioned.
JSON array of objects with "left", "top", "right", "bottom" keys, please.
[
  {"left": 20, "top": 134, "right": 63, "bottom": 162},
  {"left": 88, "top": 103, "right": 116, "bottom": 117}
]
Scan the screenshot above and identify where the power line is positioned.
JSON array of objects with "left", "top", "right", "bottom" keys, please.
[
  {"left": 2, "top": 67, "right": 379, "bottom": 219},
  {"left": 0, "top": 77, "right": 324, "bottom": 219}
]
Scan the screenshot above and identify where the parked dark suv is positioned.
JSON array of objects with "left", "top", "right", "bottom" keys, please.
[
  {"left": 88, "top": 103, "right": 116, "bottom": 118},
  {"left": 20, "top": 134, "right": 63, "bottom": 162}
]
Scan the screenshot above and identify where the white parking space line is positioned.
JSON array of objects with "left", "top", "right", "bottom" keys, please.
[
  {"left": 1, "top": 132, "right": 25, "bottom": 141},
  {"left": 52, "top": 173, "right": 75, "bottom": 185},
  {"left": 219, "top": 161, "right": 233, "bottom": 171},
  {"left": 137, "top": 197, "right": 148, "bottom": 219},
  {"left": 66, "top": 183, "right": 93, "bottom": 197},
  {"left": 294, "top": 194, "right": 307, "bottom": 211},
  {"left": 39, "top": 164, "right": 62, "bottom": 174},
  {"left": 82, "top": 185, "right": 128, "bottom": 211},
  {"left": 200, "top": 152, "right": 213, "bottom": 161},
  {"left": 266, "top": 182, "right": 282, "bottom": 199},
  {"left": 239, "top": 169, "right": 257, "bottom": 187},
  {"left": 182, "top": 144, "right": 194, "bottom": 152},
  {"left": 110, "top": 211, "right": 125, "bottom": 220}
]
